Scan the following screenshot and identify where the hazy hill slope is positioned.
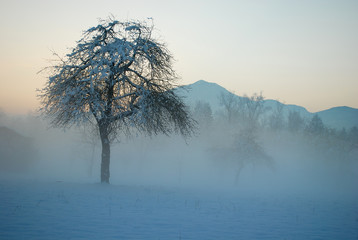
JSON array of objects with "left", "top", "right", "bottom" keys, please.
[
  {"left": 0, "top": 126, "right": 36, "bottom": 172},
  {"left": 317, "top": 106, "right": 358, "bottom": 129}
]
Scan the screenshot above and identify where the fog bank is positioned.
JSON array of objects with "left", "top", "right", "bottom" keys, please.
[{"left": 0, "top": 112, "right": 357, "bottom": 200}]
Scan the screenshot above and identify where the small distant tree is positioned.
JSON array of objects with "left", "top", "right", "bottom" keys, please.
[
  {"left": 348, "top": 126, "right": 358, "bottom": 147},
  {"left": 244, "top": 93, "right": 265, "bottom": 124},
  {"left": 338, "top": 128, "right": 348, "bottom": 141},
  {"left": 306, "top": 114, "right": 325, "bottom": 136},
  {"left": 193, "top": 101, "right": 213, "bottom": 130},
  {"left": 39, "top": 18, "right": 195, "bottom": 183},
  {"left": 231, "top": 129, "right": 273, "bottom": 183},
  {"left": 287, "top": 110, "right": 305, "bottom": 133},
  {"left": 234, "top": 92, "right": 266, "bottom": 132},
  {"left": 218, "top": 91, "right": 266, "bottom": 131},
  {"left": 218, "top": 91, "right": 239, "bottom": 125},
  {"left": 216, "top": 92, "right": 271, "bottom": 183}
]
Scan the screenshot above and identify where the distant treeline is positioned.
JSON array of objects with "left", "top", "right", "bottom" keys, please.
[{"left": 192, "top": 91, "right": 358, "bottom": 168}]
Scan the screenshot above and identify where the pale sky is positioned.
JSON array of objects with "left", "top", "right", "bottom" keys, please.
[{"left": 0, "top": 0, "right": 357, "bottom": 114}]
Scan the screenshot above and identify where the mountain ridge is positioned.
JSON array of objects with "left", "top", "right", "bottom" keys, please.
[{"left": 177, "top": 80, "right": 358, "bottom": 129}]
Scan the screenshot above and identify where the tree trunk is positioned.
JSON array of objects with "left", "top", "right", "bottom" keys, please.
[{"left": 99, "top": 124, "right": 110, "bottom": 183}]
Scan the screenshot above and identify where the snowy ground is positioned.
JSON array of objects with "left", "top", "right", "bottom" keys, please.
[{"left": 1, "top": 179, "right": 357, "bottom": 240}]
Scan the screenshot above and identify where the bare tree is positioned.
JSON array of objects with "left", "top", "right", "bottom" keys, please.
[
  {"left": 193, "top": 100, "right": 213, "bottom": 130},
  {"left": 39, "top": 18, "right": 195, "bottom": 183},
  {"left": 216, "top": 92, "right": 272, "bottom": 183},
  {"left": 242, "top": 92, "right": 266, "bottom": 131},
  {"left": 306, "top": 114, "right": 325, "bottom": 137},
  {"left": 231, "top": 130, "right": 273, "bottom": 183},
  {"left": 287, "top": 110, "right": 305, "bottom": 133},
  {"left": 218, "top": 91, "right": 239, "bottom": 125}
]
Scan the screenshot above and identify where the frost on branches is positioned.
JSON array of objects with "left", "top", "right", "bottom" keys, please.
[{"left": 39, "top": 18, "right": 195, "bottom": 183}]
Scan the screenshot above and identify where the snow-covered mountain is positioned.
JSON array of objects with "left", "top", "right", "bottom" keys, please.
[
  {"left": 177, "top": 80, "right": 358, "bottom": 129},
  {"left": 175, "top": 80, "right": 230, "bottom": 112}
]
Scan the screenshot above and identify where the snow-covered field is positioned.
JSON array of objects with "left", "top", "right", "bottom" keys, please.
[{"left": 1, "top": 178, "right": 357, "bottom": 240}]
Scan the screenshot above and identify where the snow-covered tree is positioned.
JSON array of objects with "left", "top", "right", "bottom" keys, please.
[{"left": 39, "top": 18, "right": 195, "bottom": 183}]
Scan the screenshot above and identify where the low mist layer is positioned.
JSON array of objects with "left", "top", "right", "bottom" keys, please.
[{"left": 1, "top": 109, "right": 357, "bottom": 201}]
